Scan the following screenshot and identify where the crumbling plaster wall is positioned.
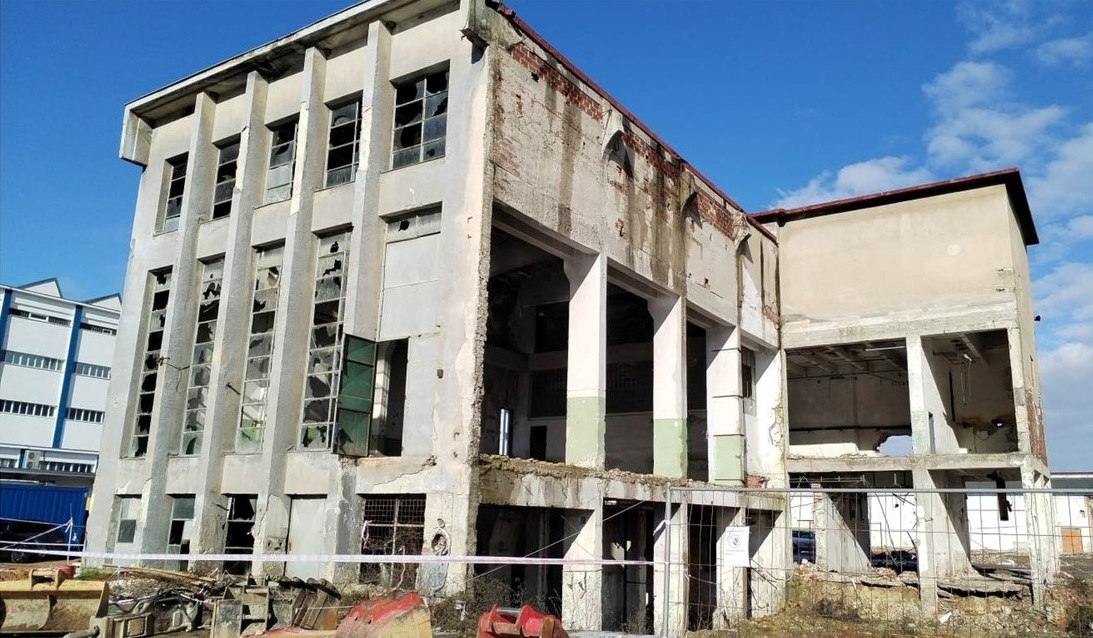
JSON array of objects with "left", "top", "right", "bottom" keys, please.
[
  {"left": 777, "top": 186, "right": 1020, "bottom": 345},
  {"left": 485, "top": 19, "right": 773, "bottom": 335}
]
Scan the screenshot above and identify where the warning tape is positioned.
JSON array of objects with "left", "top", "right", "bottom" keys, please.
[{"left": 27, "top": 548, "right": 656, "bottom": 567}]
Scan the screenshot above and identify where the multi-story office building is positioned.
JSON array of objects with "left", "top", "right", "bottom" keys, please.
[
  {"left": 86, "top": 0, "right": 1054, "bottom": 632},
  {"left": 0, "top": 279, "right": 120, "bottom": 486}
]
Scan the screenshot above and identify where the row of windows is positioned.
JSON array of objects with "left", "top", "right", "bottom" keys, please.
[
  {"left": 1, "top": 350, "right": 112, "bottom": 378},
  {"left": 74, "top": 362, "right": 112, "bottom": 379},
  {"left": 2, "top": 350, "right": 62, "bottom": 371},
  {"left": 66, "top": 407, "right": 105, "bottom": 423},
  {"left": 158, "top": 67, "right": 447, "bottom": 232},
  {"left": 40, "top": 461, "right": 94, "bottom": 473},
  {"left": 10, "top": 308, "right": 70, "bottom": 326},
  {"left": 80, "top": 322, "right": 117, "bottom": 335},
  {"left": 0, "top": 399, "right": 55, "bottom": 418}
]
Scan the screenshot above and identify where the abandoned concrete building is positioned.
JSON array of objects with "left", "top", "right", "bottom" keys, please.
[{"left": 85, "top": 0, "right": 1055, "bottom": 632}]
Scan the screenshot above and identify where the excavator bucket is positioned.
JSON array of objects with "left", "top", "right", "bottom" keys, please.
[{"left": 0, "top": 568, "right": 107, "bottom": 634}]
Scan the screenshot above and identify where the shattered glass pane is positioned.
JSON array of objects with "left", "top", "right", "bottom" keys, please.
[
  {"left": 303, "top": 399, "right": 332, "bottom": 423},
  {"left": 308, "top": 349, "right": 335, "bottom": 374},
  {"left": 318, "top": 254, "right": 343, "bottom": 275},
  {"left": 257, "top": 267, "right": 280, "bottom": 290},
  {"left": 329, "top": 122, "right": 358, "bottom": 149},
  {"left": 193, "top": 344, "right": 213, "bottom": 365},
  {"left": 139, "top": 391, "right": 155, "bottom": 413},
  {"left": 219, "top": 142, "right": 239, "bottom": 164},
  {"left": 425, "top": 70, "right": 448, "bottom": 94},
  {"left": 253, "top": 289, "right": 277, "bottom": 312},
  {"left": 248, "top": 334, "right": 273, "bottom": 357},
  {"left": 396, "top": 124, "right": 422, "bottom": 150},
  {"left": 313, "top": 300, "right": 340, "bottom": 325},
  {"left": 187, "top": 387, "right": 208, "bottom": 410},
  {"left": 423, "top": 115, "right": 446, "bottom": 142},
  {"left": 199, "top": 299, "right": 219, "bottom": 322},
  {"left": 423, "top": 139, "right": 445, "bottom": 160},
  {"left": 315, "top": 277, "right": 343, "bottom": 301},
  {"left": 395, "top": 79, "right": 424, "bottom": 105},
  {"left": 184, "top": 410, "right": 205, "bottom": 430},
  {"left": 311, "top": 325, "right": 338, "bottom": 349},
  {"left": 153, "top": 290, "right": 170, "bottom": 311},
  {"left": 181, "top": 432, "right": 201, "bottom": 455},
  {"left": 196, "top": 321, "right": 216, "bottom": 344},
  {"left": 251, "top": 311, "right": 275, "bottom": 334},
  {"left": 246, "top": 356, "right": 271, "bottom": 379},
  {"left": 306, "top": 373, "right": 334, "bottom": 399},
  {"left": 144, "top": 353, "right": 161, "bottom": 371},
  {"left": 141, "top": 372, "right": 158, "bottom": 393},
  {"left": 425, "top": 94, "right": 447, "bottom": 118},
  {"left": 132, "top": 435, "right": 148, "bottom": 457},
  {"left": 331, "top": 101, "right": 358, "bottom": 125},
  {"left": 191, "top": 364, "right": 211, "bottom": 387},
  {"left": 301, "top": 425, "right": 330, "bottom": 448},
  {"left": 135, "top": 415, "right": 152, "bottom": 434}
]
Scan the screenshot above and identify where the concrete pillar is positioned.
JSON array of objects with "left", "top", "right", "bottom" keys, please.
[
  {"left": 749, "top": 509, "right": 788, "bottom": 618},
  {"left": 562, "top": 507, "right": 604, "bottom": 631},
  {"left": 135, "top": 90, "right": 218, "bottom": 560},
  {"left": 189, "top": 71, "right": 268, "bottom": 567},
  {"left": 563, "top": 253, "right": 606, "bottom": 469},
  {"left": 912, "top": 468, "right": 973, "bottom": 614},
  {"left": 811, "top": 484, "right": 869, "bottom": 573},
  {"left": 654, "top": 499, "right": 688, "bottom": 637},
  {"left": 252, "top": 47, "right": 327, "bottom": 578},
  {"left": 713, "top": 507, "right": 747, "bottom": 627},
  {"left": 706, "top": 326, "right": 744, "bottom": 484},
  {"left": 1023, "top": 467, "right": 1059, "bottom": 607},
  {"left": 650, "top": 295, "right": 686, "bottom": 478}
]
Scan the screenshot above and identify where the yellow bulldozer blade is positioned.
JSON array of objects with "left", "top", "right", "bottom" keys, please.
[{"left": 0, "top": 569, "right": 107, "bottom": 634}]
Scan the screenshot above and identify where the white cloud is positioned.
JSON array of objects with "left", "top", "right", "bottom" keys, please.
[
  {"left": 1037, "top": 33, "right": 1093, "bottom": 66},
  {"left": 1027, "top": 122, "right": 1093, "bottom": 218},
  {"left": 923, "top": 61, "right": 1066, "bottom": 170},
  {"left": 772, "top": 157, "right": 933, "bottom": 208},
  {"left": 1034, "top": 261, "right": 1093, "bottom": 470},
  {"left": 957, "top": 0, "right": 1042, "bottom": 54}
]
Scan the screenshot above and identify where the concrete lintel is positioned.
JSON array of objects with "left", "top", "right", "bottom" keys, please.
[
  {"left": 782, "top": 304, "right": 1018, "bottom": 350},
  {"left": 786, "top": 452, "right": 1029, "bottom": 475}
]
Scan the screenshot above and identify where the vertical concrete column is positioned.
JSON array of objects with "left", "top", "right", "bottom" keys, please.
[
  {"left": 811, "top": 484, "right": 870, "bottom": 573},
  {"left": 913, "top": 468, "right": 973, "bottom": 614},
  {"left": 713, "top": 507, "right": 747, "bottom": 627},
  {"left": 563, "top": 253, "right": 607, "bottom": 469},
  {"left": 1022, "top": 466, "right": 1059, "bottom": 607},
  {"left": 562, "top": 507, "right": 604, "bottom": 631},
  {"left": 252, "top": 47, "right": 327, "bottom": 578},
  {"left": 329, "top": 20, "right": 394, "bottom": 585},
  {"left": 189, "top": 72, "right": 268, "bottom": 564},
  {"left": 426, "top": 28, "right": 496, "bottom": 595},
  {"left": 654, "top": 499, "right": 688, "bottom": 637},
  {"left": 1006, "top": 327, "right": 1035, "bottom": 455},
  {"left": 136, "top": 91, "right": 218, "bottom": 559},
  {"left": 651, "top": 294, "right": 687, "bottom": 478},
  {"left": 706, "top": 325, "right": 743, "bottom": 484}
]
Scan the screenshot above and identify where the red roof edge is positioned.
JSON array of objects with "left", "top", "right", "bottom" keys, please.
[
  {"left": 751, "top": 168, "right": 1038, "bottom": 246},
  {"left": 494, "top": 5, "right": 777, "bottom": 245}
]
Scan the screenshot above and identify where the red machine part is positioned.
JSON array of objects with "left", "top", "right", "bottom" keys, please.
[{"left": 477, "top": 605, "right": 568, "bottom": 638}]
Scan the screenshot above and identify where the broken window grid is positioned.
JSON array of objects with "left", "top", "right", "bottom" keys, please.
[
  {"left": 391, "top": 69, "right": 448, "bottom": 169},
  {"left": 130, "top": 269, "right": 172, "bottom": 458},
  {"left": 265, "top": 120, "right": 297, "bottom": 204},
  {"left": 212, "top": 140, "right": 239, "bottom": 220},
  {"left": 224, "top": 494, "right": 257, "bottom": 575},
  {"left": 180, "top": 259, "right": 223, "bottom": 456},
  {"left": 115, "top": 496, "right": 141, "bottom": 544},
  {"left": 326, "top": 98, "right": 362, "bottom": 187},
  {"left": 162, "top": 155, "right": 187, "bottom": 232},
  {"left": 359, "top": 494, "right": 426, "bottom": 587},
  {"left": 238, "top": 246, "right": 282, "bottom": 452},
  {"left": 167, "top": 495, "right": 195, "bottom": 571},
  {"left": 300, "top": 231, "right": 350, "bottom": 450}
]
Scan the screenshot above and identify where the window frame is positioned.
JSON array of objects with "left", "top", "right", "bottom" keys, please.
[
  {"left": 391, "top": 67, "right": 449, "bottom": 169},
  {"left": 265, "top": 119, "right": 298, "bottom": 204},
  {"left": 325, "top": 97, "right": 363, "bottom": 187},
  {"left": 211, "top": 139, "right": 240, "bottom": 220},
  {"left": 161, "top": 154, "right": 188, "bottom": 233}
]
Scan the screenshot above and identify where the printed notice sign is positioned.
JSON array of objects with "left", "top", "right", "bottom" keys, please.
[{"left": 724, "top": 526, "right": 750, "bottom": 567}]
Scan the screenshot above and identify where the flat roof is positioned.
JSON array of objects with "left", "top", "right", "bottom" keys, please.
[{"left": 751, "top": 168, "right": 1038, "bottom": 246}]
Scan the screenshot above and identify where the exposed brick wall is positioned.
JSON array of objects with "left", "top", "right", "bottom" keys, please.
[
  {"left": 693, "top": 190, "right": 748, "bottom": 243},
  {"left": 507, "top": 44, "right": 603, "bottom": 121},
  {"left": 620, "top": 130, "right": 679, "bottom": 181},
  {"left": 1026, "top": 388, "right": 1048, "bottom": 464}
]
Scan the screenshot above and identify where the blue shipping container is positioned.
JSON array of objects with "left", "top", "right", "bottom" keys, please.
[{"left": 0, "top": 482, "right": 88, "bottom": 543}]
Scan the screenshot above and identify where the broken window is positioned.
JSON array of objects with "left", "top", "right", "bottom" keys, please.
[
  {"left": 300, "top": 231, "right": 350, "bottom": 449},
  {"left": 130, "top": 269, "right": 172, "bottom": 457},
  {"left": 741, "top": 347, "right": 756, "bottom": 406},
  {"left": 334, "top": 334, "right": 377, "bottom": 457},
  {"left": 392, "top": 68, "right": 448, "bottom": 168},
  {"left": 224, "top": 494, "right": 256, "bottom": 575},
  {"left": 360, "top": 495, "right": 425, "bottom": 587},
  {"left": 266, "top": 120, "right": 297, "bottom": 203},
  {"left": 212, "top": 140, "right": 239, "bottom": 219},
  {"left": 326, "top": 98, "right": 362, "bottom": 187},
  {"left": 115, "top": 496, "right": 141, "bottom": 545},
  {"left": 181, "top": 259, "right": 223, "bottom": 456},
  {"left": 167, "top": 495, "right": 195, "bottom": 571},
  {"left": 238, "top": 246, "right": 282, "bottom": 452},
  {"left": 161, "top": 154, "right": 187, "bottom": 232}
]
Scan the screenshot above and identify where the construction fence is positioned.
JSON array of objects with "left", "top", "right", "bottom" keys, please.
[{"left": 2, "top": 486, "right": 1092, "bottom": 637}]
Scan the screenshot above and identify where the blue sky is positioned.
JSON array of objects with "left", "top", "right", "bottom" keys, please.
[{"left": 1, "top": 0, "right": 1089, "bottom": 469}]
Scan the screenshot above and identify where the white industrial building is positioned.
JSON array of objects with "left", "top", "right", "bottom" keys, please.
[
  {"left": 0, "top": 279, "right": 120, "bottom": 486},
  {"left": 85, "top": 0, "right": 1059, "bottom": 632}
]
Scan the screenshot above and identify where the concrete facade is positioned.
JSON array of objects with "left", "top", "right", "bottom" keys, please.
[
  {"left": 86, "top": 0, "right": 1051, "bottom": 632},
  {"left": 755, "top": 172, "right": 1055, "bottom": 610},
  {"left": 0, "top": 279, "right": 120, "bottom": 487}
]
